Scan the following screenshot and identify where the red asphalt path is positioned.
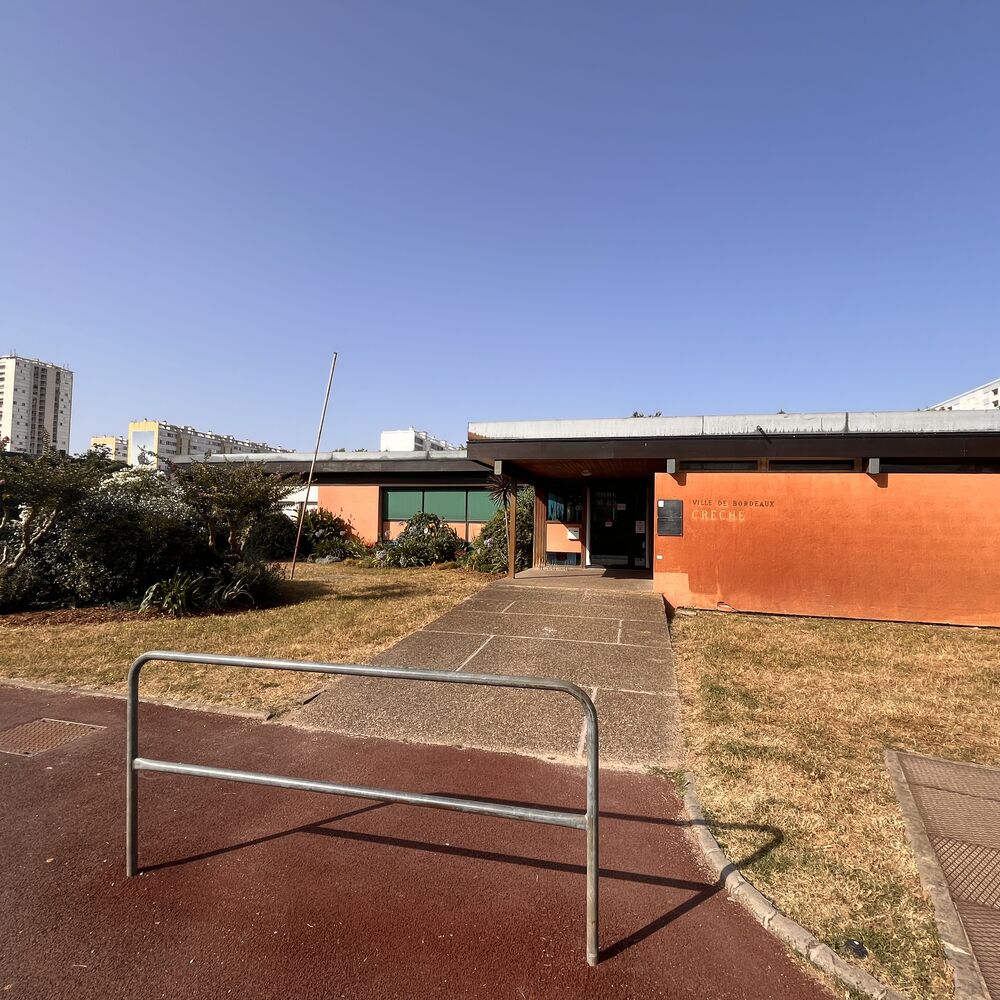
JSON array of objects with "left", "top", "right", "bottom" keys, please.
[{"left": 0, "top": 684, "right": 831, "bottom": 999}]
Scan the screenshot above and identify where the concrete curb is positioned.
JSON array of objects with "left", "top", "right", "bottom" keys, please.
[{"left": 681, "top": 770, "right": 909, "bottom": 1000}]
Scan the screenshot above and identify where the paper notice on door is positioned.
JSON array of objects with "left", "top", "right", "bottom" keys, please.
[
  {"left": 635, "top": 520, "right": 645, "bottom": 534},
  {"left": 615, "top": 502, "right": 626, "bottom": 510}
]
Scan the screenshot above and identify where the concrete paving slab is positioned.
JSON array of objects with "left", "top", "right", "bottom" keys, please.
[
  {"left": 0, "top": 684, "right": 832, "bottom": 1000},
  {"left": 909, "top": 785, "right": 1000, "bottom": 851},
  {"left": 487, "top": 585, "right": 598, "bottom": 605},
  {"left": 620, "top": 620, "right": 673, "bottom": 648},
  {"left": 289, "top": 579, "right": 682, "bottom": 771},
  {"left": 510, "top": 570, "right": 655, "bottom": 593},
  {"left": 293, "top": 676, "right": 583, "bottom": 759},
  {"left": 429, "top": 610, "right": 623, "bottom": 644},
  {"left": 456, "top": 598, "right": 515, "bottom": 614},
  {"left": 501, "top": 599, "right": 631, "bottom": 620},
  {"left": 576, "top": 594, "right": 668, "bottom": 618},
  {"left": 956, "top": 903, "right": 1000, "bottom": 996},
  {"left": 490, "top": 587, "right": 667, "bottom": 621},
  {"left": 595, "top": 689, "right": 685, "bottom": 770},
  {"left": 469, "top": 637, "right": 675, "bottom": 694},
  {"left": 891, "top": 750, "right": 1000, "bottom": 1000},
  {"left": 370, "top": 630, "right": 489, "bottom": 670},
  {"left": 901, "top": 754, "right": 1000, "bottom": 801}
]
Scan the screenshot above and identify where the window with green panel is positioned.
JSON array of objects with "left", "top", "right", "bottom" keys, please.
[
  {"left": 422, "top": 489, "right": 467, "bottom": 521},
  {"left": 384, "top": 489, "right": 423, "bottom": 521},
  {"left": 384, "top": 487, "right": 499, "bottom": 523},
  {"left": 467, "top": 489, "right": 499, "bottom": 522}
]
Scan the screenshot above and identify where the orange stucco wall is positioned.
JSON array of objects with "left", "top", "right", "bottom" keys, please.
[
  {"left": 545, "top": 522, "right": 584, "bottom": 555},
  {"left": 317, "top": 485, "right": 380, "bottom": 544},
  {"left": 653, "top": 472, "right": 1000, "bottom": 626}
]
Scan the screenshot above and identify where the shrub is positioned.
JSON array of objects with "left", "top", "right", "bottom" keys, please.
[
  {"left": 463, "top": 486, "right": 534, "bottom": 574},
  {"left": 372, "top": 512, "right": 465, "bottom": 568},
  {"left": 23, "top": 470, "right": 210, "bottom": 607},
  {"left": 0, "top": 442, "right": 116, "bottom": 587},
  {"left": 246, "top": 511, "right": 298, "bottom": 560},
  {"left": 313, "top": 536, "right": 368, "bottom": 560},
  {"left": 300, "top": 509, "right": 353, "bottom": 554}
]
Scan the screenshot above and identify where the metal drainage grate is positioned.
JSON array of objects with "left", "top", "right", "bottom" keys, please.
[{"left": 0, "top": 718, "right": 105, "bottom": 757}]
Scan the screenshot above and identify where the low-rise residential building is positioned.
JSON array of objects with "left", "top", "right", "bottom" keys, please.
[
  {"left": 927, "top": 377, "right": 1000, "bottom": 411},
  {"left": 378, "top": 427, "right": 460, "bottom": 452},
  {"left": 0, "top": 354, "right": 73, "bottom": 456},
  {"left": 90, "top": 435, "right": 128, "bottom": 461},
  {"left": 127, "top": 420, "right": 289, "bottom": 468}
]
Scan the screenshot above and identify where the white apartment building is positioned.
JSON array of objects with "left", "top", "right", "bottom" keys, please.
[
  {"left": 378, "top": 427, "right": 460, "bottom": 452},
  {"left": 0, "top": 355, "right": 73, "bottom": 456},
  {"left": 127, "top": 420, "right": 289, "bottom": 468},
  {"left": 90, "top": 435, "right": 128, "bottom": 461},
  {"left": 928, "top": 377, "right": 1000, "bottom": 411}
]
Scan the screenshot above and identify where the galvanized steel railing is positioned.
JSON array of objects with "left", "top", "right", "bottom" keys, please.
[{"left": 125, "top": 650, "right": 601, "bottom": 966}]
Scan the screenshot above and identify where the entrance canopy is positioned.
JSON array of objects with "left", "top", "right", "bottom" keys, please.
[
  {"left": 467, "top": 409, "right": 1000, "bottom": 576},
  {"left": 466, "top": 409, "right": 1000, "bottom": 482}
]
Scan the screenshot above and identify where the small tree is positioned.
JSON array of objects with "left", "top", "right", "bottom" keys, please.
[
  {"left": 0, "top": 439, "right": 113, "bottom": 583},
  {"left": 169, "top": 460, "right": 302, "bottom": 559},
  {"left": 464, "top": 485, "right": 534, "bottom": 574}
]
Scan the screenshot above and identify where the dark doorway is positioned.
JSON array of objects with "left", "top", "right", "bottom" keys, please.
[{"left": 588, "top": 482, "right": 649, "bottom": 569}]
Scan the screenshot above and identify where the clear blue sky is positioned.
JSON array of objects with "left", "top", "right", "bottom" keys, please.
[{"left": 3, "top": 2, "right": 998, "bottom": 453}]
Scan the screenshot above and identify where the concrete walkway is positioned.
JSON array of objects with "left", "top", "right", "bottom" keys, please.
[
  {"left": 287, "top": 579, "right": 682, "bottom": 770},
  {"left": 889, "top": 751, "right": 1000, "bottom": 999},
  {"left": 0, "top": 683, "right": 832, "bottom": 999}
]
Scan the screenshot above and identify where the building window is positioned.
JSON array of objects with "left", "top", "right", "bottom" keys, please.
[
  {"left": 382, "top": 488, "right": 500, "bottom": 525},
  {"left": 767, "top": 459, "right": 856, "bottom": 472},
  {"left": 546, "top": 492, "right": 583, "bottom": 522},
  {"left": 679, "top": 460, "right": 759, "bottom": 471}
]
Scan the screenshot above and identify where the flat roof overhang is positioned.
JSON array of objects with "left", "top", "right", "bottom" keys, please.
[
  {"left": 468, "top": 432, "right": 1000, "bottom": 482},
  {"left": 171, "top": 452, "right": 491, "bottom": 482},
  {"left": 466, "top": 410, "right": 1000, "bottom": 481}
]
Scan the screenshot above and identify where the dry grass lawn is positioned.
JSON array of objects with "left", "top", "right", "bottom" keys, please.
[
  {"left": 670, "top": 611, "right": 1000, "bottom": 1000},
  {"left": 0, "top": 563, "right": 490, "bottom": 714}
]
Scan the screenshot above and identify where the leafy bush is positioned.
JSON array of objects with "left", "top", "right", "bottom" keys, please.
[
  {"left": 1, "top": 442, "right": 116, "bottom": 587},
  {"left": 300, "top": 509, "right": 353, "bottom": 554},
  {"left": 372, "top": 512, "right": 465, "bottom": 568},
  {"left": 23, "top": 469, "right": 211, "bottom": 607},
  {"left": 463, "top": 486, "right": 534, "bottom": 574},
  {"left": 313, "top": 536, "right": 369, "bottom": 560},
  {"left": 140, "top": 561, "right": 285, "bottom": 617},
  {"left": 246, "top": 511, "right": 299, "bottom": 560}
]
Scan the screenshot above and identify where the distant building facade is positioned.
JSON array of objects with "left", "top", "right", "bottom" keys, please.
[
  {"left": 90, "top": 435, "right": 128, "bottom": 461},
  {"left": 378, "top": 427, "right": 460, "bottom": 452},
  {"left": 0, "top": 354, "right": 73, "bottom": 456},
  {"left": 928, "top": 378, "right": 1000, "bottom": 411},
  {"left": 127, "top": 420, "right": 288, "bottom": 468}
]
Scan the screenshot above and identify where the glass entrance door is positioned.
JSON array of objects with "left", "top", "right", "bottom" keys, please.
[{"left": 588, "top": 483, "right": 648, "bottom": 569}]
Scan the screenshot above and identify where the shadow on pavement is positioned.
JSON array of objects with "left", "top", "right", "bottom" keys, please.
[{"left": 141, "top": 791, "right": 784, "bottom": 964}]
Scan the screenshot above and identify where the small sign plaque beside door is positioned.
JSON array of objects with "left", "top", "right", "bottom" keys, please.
[{"left": 656, "top": 499, "right": 683, "bottom": 537}]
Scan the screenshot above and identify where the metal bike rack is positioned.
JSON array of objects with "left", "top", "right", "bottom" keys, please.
[{"left": 125, "top": 650, "right": 600, "bottom": 966}]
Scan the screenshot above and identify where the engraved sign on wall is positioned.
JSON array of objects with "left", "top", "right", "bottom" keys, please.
[{"left": 657, "top": 499, "right": 683, "bottom": 536}]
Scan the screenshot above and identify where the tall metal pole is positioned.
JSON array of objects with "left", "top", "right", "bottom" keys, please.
[{"left": 290, "top": 352, "right": 338, "bottom": 579}]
